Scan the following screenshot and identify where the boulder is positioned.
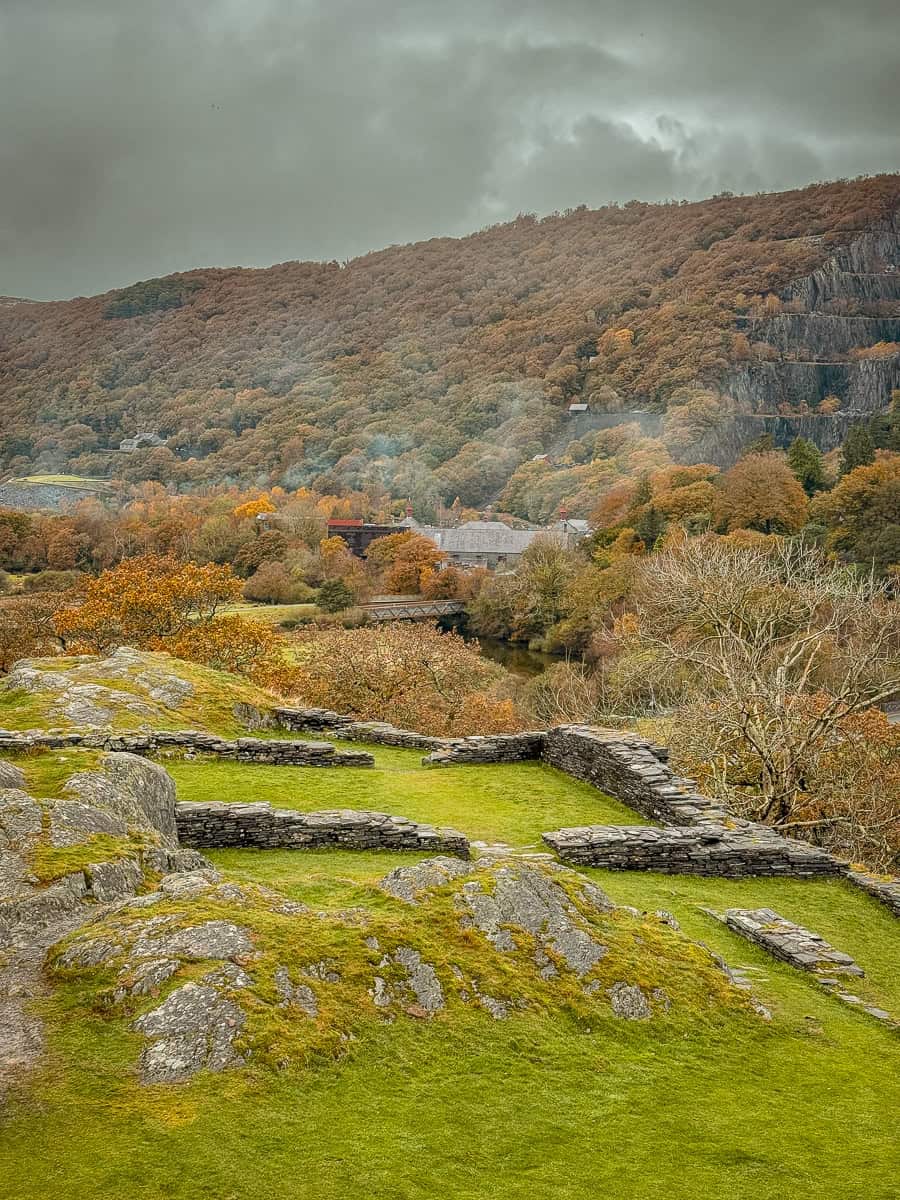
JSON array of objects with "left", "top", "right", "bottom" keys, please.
[
  {"left": 0, "top": 760, "right": 26, "bottom": 790},
  {"left": 64, "top": 752, "right": 178, "bottom": 846}
]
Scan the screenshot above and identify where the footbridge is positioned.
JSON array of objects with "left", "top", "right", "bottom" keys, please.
[{"left": 361, "top": 598, "right": 466, "bottom": 622}]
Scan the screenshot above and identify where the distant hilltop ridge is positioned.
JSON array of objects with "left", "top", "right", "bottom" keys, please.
[{"left": 0, "top": 175, "right": 898, "bottom": 509}]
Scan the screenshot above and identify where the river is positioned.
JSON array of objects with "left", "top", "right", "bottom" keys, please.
[{"left": 470, "top": 637, "right": 563, "bottom": 679}]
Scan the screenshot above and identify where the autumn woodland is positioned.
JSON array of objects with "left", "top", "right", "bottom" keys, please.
[{"left": 1, "top": 175, "right": 899, "bottom": 870}]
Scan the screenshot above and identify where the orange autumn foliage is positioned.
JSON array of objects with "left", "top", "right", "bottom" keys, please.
[{"left": 52, "top": 554, "right": 241, "bottom": 652}]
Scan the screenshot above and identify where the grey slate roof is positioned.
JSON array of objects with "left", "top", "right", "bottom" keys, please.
[{"left": 418, "top": 520, "right": 565, "bottom": 557}]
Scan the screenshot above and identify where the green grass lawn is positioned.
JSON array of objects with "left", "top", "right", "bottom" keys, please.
[
  {"left": 4, "top": 889, "right": 898, "bottom": 1200},
  {"left": 3, "top": 733, "right": 900, "bottom": 1199},
  {"left": 165, "top": 752, "right": 646, "bottom": 846}
]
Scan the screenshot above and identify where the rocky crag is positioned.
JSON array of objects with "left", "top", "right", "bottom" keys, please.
[
  {"left": 691, "top": 212, "right": 900, "bottom": 462},
  {"left": 0, "top": 751, "right": 209, "bottom": 1101}
]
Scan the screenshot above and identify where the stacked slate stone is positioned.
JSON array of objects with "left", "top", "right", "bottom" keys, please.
[
  {"left": 542, "top": 824, "right": 841, "bottom": 879},
  {"left": 424, "top": 732, "right": 547, "bottom": 766},
  {"left": 0, "top": 729, "right": 373, "bottom": 768},
  {"left": 718, "top": 908, "right": 864, "bottom": 973},
  {"left": 271, "top": 706, "right": 447, "bottom": 751},
  {"left": 175, "top": 801, "right": 469, "bottom": 857},
  {"left": 710, "top": 907, "right": 896, "bottom": 1024},
  {"left": 846, "top": 871, "right": 900, "bottom": 919},
  {"left": 541, "top": 726, "right": 728, "bottom": 826}
]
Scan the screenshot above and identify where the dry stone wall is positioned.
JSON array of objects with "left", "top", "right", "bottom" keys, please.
[
  {"left": 540, "top": 726, "right": 730, "bottom": 826},
  {"left": 542, "top": 825, "right": 841, "bottom": 879},
  {"left": 425, "top": 732, "right": 547, "bottom": 765},
  {"left": 175, "top": 801, "right": 469, "bottom": 856},
  {"left": 268, "top": 705, "right": 446, "bottom": 751},
  {"left": 0, "top": 729, "right": 373, "bottom": 768},
  {"left": 845, "top": 872, "right": 900, "bottom": 919}
]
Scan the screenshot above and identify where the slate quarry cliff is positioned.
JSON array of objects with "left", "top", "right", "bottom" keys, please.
[{"left": 689, "top": 211, "right": 900, "bottom": 463}]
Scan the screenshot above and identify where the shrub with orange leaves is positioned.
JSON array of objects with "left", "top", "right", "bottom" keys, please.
[
  {"left": 285, "top": 623, "right": 524, "bottom": 736},
  {"left": 161, "top": 615, "right": 281, "bottom": 678},
  {"left": 53, "top": 555, "right": 242, "bottom": 652}
]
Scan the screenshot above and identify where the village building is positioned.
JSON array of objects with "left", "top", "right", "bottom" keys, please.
[{"left": 328, "top": 506, "right": 591, "bottom": 570}]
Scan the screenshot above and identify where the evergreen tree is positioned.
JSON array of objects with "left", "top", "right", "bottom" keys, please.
[
  {"left": 635, "top": 505, "right": 666, "bottom": 547},
  {"left": 787, "top": 437, "right": 826, "bottom": 496},
  {"left": 870, "top": 390, "right": 900, "bottom": 452},
  {"left": 631, "top": 472, "right": 652, "bottom": 509},
  {"left": 841, "top": 424, "right": 876, "bottom": 474}
]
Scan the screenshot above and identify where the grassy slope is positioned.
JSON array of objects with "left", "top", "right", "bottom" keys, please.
[
  {"left": 4, "top": 901, "right": 898, "bottom": 1200},
  {"left": 2, "top": 729, "right": 899, "bottom": 1198},
  {"left": 0, "top": 651, "right": 275, "bottom": 736}
]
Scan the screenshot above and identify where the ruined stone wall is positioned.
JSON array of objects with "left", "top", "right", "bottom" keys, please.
[
  {"left": 542, "top": 825, "right": 841, "bottom": 879},
  {"left": 175, "top": 801, "right": 469, "bottom": 856},
  {"left": 425, "top": 732, "right": 547, "bottom": 765},
  {"left": 845, "top": 871, "right": 900, "bottom": 919},
  {"left": 539, "top": 726, "right": 729, "bottom": 826},
  {"left": 0, "top": 729, "right": 374, "bottom": 768},
  {"left": 270, "top": 705, "right": 445, "bottom": 751}
]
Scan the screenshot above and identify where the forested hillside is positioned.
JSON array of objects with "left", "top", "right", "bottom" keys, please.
[{"left": 2, "top": 175, "right": 899, "bottom": 512}]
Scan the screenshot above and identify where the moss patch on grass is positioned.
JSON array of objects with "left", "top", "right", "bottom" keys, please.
[
  {"left": 0, "top": 686, "right": 56, "bottom": 731},
  {"left": 1, "top": 747, "right": 103, "bottom": 797},
  {"left": 204, "top": 846, "right": 437, "bottom": 908},
  {"left": 31, "top": 833, "right": 145, "bottom": 885}
]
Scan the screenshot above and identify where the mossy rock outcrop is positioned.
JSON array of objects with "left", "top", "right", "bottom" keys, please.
[
  {"left": 50, "top": 854, "right": 754, "bottom": 1086},
  {"left": 0, "top": 647, "right": 277, "bottom": 736}
]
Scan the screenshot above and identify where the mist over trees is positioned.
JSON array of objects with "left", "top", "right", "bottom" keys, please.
[{"left": 2, "top": 176, "right": 899, "bottom": 511}]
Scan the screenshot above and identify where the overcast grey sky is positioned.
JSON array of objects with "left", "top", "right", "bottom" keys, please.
[{"left": 2, "top": 0, "right": 898, "bottom": 300}]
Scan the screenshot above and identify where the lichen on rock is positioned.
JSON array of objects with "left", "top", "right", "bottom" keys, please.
[
  {"left": 64, "top": 752, "right": 178, "bottom": 846},
  {"left": 133, "top": 982, "right": 247, "bottom": 1084}
]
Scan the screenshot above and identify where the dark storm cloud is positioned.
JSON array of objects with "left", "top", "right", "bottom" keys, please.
[{"left": 1, "top": 0, "right": 898, "bottom": 300}]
